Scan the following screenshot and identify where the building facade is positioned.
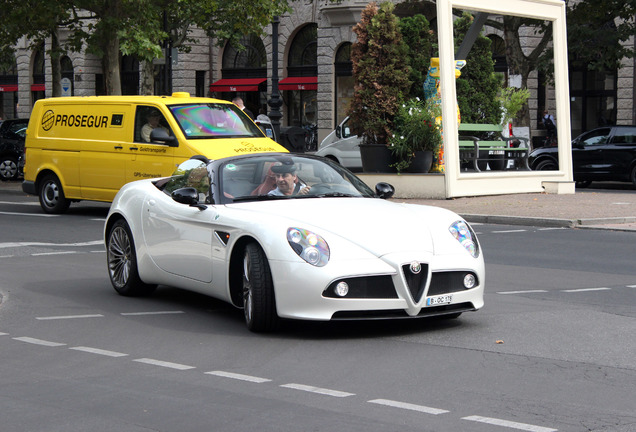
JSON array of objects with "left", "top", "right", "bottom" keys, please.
[{"left": 1, "top": 0, "right": 633, "bottom": 145}]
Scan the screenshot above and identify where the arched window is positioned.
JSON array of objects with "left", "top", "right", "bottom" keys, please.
[
  {"left": 211, "top": 34, "right": 268, "bottom": 116},
  {"left": 61, "top": 56, "right": 74, "bottom": 96},
  {"left": 334, "top": 43, "right": 353, "bottom": 127},
  {"left": 0, "top": 58, "right": 18, "bottom": 118},
  {"left": 32, "top": 47, "right": 46, "bottom": 105},
  {"left": 284, "top": 24, "right": 318, "bottom": 129}
]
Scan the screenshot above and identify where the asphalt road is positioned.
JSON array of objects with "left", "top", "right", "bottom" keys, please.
[{"left": 1, "top": 183, "right": 635, "bottom": 432}]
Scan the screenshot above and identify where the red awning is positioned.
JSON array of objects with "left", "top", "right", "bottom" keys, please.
[
  {"left": 31, "top": 84, "right": 45, "bottom": 91},
  {"left": 278, "top": 76, "right": 317, "bottom": 91},
  {"left": 209, "top": 78, "right": 266, "bottom": 92},
  {"left": 0, "top": 84, "right": 18, "bottom": 92}
]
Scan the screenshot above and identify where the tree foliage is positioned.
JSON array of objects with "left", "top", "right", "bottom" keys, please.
[
  {"left": 0, "top": 0, "right": 291, "bottom": 95},
  {"left": 349, "top": 1, "right": 411, "bottom": 145},
  {"left": 399, "top": 14, "right": 434, "bottom": 101}
]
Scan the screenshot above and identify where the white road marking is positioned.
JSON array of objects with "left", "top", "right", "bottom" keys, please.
[
  {"left": 561, "top": 287, "right": 611, "bottom": 293},
  {"left": 492, "top": 229, "right": 527, "bottom": 233},
  {"left": 627, "top": 285, "right": 636, "bottom": 288},
  {"left": 69, "top": 346, "right": 128, "bottom": 357},
  {"left": 13, "top": 337, "right": 66, "bottom": 347},
  {"left": 0, "top": 211, "right": 57, "bottom": 217},
  {"left": 368, "top": 399, "right": 449, "bottom": 415},
  {"left": 121, "top": 311, "right": 185, "bottom": 316},
  {"left": 497, "top": 290, "right": 548, "bottom": 295},
  {"left": 280, "top": 383, "right": 355, "bottom": 398},
  {"left": 463, "top": 415, "right": 558, "bottom": 432},
  {"left": 32, "top": 251, "right": 77, "bottom": 256},
  {"left": 0, "top": 332, "right": 8, "bottom": 336},
  {"left": 133, "top": 358, "right": 195, "bottom": 370},
  {"left": 0, "top": 240, "right": 102, "bottom": 249},
  {"left": 538, "top": 227, "right": 566, "bottom": 231},
  {"left": 0, "top": 201, "right": 40, "bottom": 206},
  {"left": 36, "top": 314, "right": 104, "bottom": 320},
  {"left": 205, "top": 371, "right": 271, "bottom": 383}
]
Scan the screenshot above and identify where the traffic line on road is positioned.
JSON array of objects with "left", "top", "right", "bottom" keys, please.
[
  {"left": 627, "top": 285, "right": 636, "bottom": 288},
  {"left": 561, "top": 287, "right": 611, "bottom": 293},
  {"left": 205, "top": 370, "right": 272, "bottom": 383},
  {"left": 492, "top": 229, "right": 528, "bottom": 234},
  {"left": 69, "top": 346, "right": 128, "bottom": 357},
  {"left": 36, "top": 314, "right": 104, "bottom": 320},
  {"left": 12, "top": 336, "right": 66, "bottom": 347},
  {"left": 133, "top": 358, "right": 196, "bottom": 370},
  {"left": 368, "top": 398, "right": 449, "bottom": 415},
  {"left": 0, "top": 211, "right": 58, "bottom": 217},
  {"left": 280, "top": 383, "right": 355, "bottom": 398},
  {"left": 121, "top": 311, "right": 185, "bottom": 316},
  {"left": 31, "top": 251, "right": 77, "bottom": 256},
  {"left": 497, "top": 290, "right": 548, "bottom": 295},
  {"left": 462, "top": 415, "right": 557, "bottom": 432},
  {"left": 0, "top": 332, "right": 8, "bottom": 336},
  {"left": 0, "top": 240, "right": 103, "bottom": 249}
]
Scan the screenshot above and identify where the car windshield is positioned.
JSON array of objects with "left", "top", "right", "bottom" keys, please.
[
  {"left": 219, "top": 154, "right": 375, "bottom": 203},
  {"left": 169, "top": 103, "right": 265, "bottom": 139}
]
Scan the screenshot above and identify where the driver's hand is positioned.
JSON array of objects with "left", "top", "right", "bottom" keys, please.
[{"left": 298, "top": 186, "right": 311, "bottom": 195}]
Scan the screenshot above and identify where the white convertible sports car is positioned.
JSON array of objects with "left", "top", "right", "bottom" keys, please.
[{"left": 105, "top": 153, "right": 484, "bottom": 332}]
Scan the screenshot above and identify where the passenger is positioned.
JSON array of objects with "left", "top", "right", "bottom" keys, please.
[
  {"left": 141, "top": 110, "right": 169, "bottom": 142},
  {"left": 267, "top": 162, "right": 310, "bottom": 196}
]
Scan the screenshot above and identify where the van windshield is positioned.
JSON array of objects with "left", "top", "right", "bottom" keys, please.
[{"left": 169, "top": 103, "right": 265, "bottom": 139}]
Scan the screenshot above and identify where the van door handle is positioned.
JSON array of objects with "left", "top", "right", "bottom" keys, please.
[
  {"left": 114, "top": 146, "right": 123, "bottom": 149},
  {"left": 130, "top": 146, "right": 139, "bottom": 151}
]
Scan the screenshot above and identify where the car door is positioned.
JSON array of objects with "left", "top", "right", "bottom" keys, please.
[
  {"left": 604, "top": 127, "right": 636, "bottom": 180},
  {"left": 141, "top": 160, "right": 215, "bottom": 283},
  {"left": 571, "top": 127, "right": 611, "bottom": 180}
]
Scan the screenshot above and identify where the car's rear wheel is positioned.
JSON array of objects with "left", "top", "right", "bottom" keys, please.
[
  {"left": 575, "top": 180, "right": 592, "bottom": 188},
  {"left": 107, "top": 219, "right": 156, "bottom": 296},
  {"left": 38, "top": 173, "right": 70, "bottom": 214},
  {"left": 0, "top": 155, "right": 19, "bottom": 180},
  {"left": 243, "top": 242, "right": 278, "bottom": 332}
]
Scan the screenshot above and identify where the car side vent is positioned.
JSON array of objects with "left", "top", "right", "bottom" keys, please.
[{"left": 214, "top": 231, "right": 230, "bottom": 246}]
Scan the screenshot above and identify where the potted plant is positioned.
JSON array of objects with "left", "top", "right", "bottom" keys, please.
[
  {"left": 389, "top": 98, "right": 442, "bottom": 173},
  {"left": 348, "top": 1, "right": 411, "bottom": 172}
]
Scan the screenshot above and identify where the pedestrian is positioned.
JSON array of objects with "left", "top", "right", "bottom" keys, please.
[
  {"left": 232, "top": 97, "right": 254, "bottom": 120},
  {"left": 543, "top": 109, "right": 557, "bottom": 145}
]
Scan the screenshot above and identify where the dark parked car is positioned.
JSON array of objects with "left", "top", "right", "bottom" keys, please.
[
  {"left": 0, "top": 118, "right": 29, "bottom": 180},
  {"left": 529, "top": 125, "right": 636, "bottom": 187}
]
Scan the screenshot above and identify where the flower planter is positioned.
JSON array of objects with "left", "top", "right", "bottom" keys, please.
[
  {"left": 407, "top": 150, "right": 433, "bottom": 173},
  {"left": 360, "top": 143, "right": 398, "bottom": 173}
]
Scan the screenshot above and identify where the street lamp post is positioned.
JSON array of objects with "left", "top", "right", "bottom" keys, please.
[{"left": 267, "top": 16, "right": 283, "bottom": 142}]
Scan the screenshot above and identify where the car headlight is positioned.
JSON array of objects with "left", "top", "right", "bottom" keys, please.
[
  {"left": 287, "top": 228, "right": 330, "bottom": 266},
  {"left": 449, "top": 220, "right": 479, "bottom": 258}
]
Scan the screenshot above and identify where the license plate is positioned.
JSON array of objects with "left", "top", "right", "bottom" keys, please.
[{"left": 427, "top": 294, "right": 453, "bottom": 306}]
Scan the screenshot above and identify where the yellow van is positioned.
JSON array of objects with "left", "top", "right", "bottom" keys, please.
[{"left": 22, "top": 92, "right": 287, "bottom": 213}]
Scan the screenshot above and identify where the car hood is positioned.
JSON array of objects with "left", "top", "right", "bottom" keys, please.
[{"left": 227, "top": 198, "right": 456, "bottom": 257}]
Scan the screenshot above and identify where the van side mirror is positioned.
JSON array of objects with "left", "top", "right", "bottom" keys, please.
[
  {"left": 335, "top": 125, "right": 341, "bottom": 139},
  {"left": 150, "top": 128, "right": 178, "bottom": 147}
]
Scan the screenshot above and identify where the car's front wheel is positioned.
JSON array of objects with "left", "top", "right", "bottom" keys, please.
[
  {"left": 0, "top": 155, "right": 19, "bottom": 180},
  {"left": 243, "top": 242, "right": 278, "bottom": 332},
  {"left": 38, "top": 173, "right": 70, "bottom": 214},
  {"left": 107, "top": 219, "right": 156, "bottom": 297},
  {"left": 534, "top": 159, "right": 558, "bottom": 171}
]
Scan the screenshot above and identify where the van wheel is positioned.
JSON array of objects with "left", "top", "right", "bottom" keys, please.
[
  {"left": 107, "top": 219, "right": 156, "bottom": 296},
  {"left": 38, "top": 173, "right": 70, "bottom": 214},
  {"left": 0, "top": 155, "right": 19, "bottom": 180}
]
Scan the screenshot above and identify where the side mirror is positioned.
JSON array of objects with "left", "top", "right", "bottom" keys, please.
[
  {"left": 375, "top": 182, "right": 395, "bottom": 199},
  {"left": 171, "top": 187, "right": 206, "bottom": 210},
  {"left": 335, "top": 125, "right": 341, "bottom": 139},
  {"left": 150, "top": 128, "right": 178, "bottom": 147}
]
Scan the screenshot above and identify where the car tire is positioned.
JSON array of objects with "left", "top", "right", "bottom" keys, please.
[
  {"left": 0, "top": 155, "right": 19, "bottom": 181},
  {"left": 631, "top": 165, "right": 636, "bottom": 188},
  {"left": 575, "top": 180, "right": 592, "bottom": 188},
  {"left": 534, "top": 159, "right": 558, "bottom": 171},
  {"left": 107, "top": 219, "right": 156, "bottom": 297},
  {"left": 38, "top": 173, "right": 71, "bottom": 214},
  {"left": 243, "top": 242, "right": 278, "bottom": 332}
]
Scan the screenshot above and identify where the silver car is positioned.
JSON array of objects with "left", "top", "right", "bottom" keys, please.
[{"left": 315, "top": 117, "right": 362, "bottom": 170}]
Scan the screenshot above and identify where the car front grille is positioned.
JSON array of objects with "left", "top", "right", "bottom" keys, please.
[
  {"left": 323, "top": 275, "right": 398, "bottom": 299},
  {"left": 402, "top": 262, "right": 429, "bottom": 303},
  {"left": 427, "top": 271, "right": 478, "bottom": 296}
]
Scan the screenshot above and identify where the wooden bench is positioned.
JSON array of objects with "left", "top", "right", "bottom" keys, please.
[{"left": 458, "top": 123, "right": 531, "bottom": 172}]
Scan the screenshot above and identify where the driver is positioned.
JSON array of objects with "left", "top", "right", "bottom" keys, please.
[{"left": 267, "top": 161, "right": 310, "bottom": 196}]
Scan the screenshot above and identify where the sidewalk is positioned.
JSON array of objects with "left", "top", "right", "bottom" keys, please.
[
  {"left": 3, "top": 180, "right": 636, "bottom": 231},
  {"left": 399, "top": 187, "right": 636, "bottom": 231}
]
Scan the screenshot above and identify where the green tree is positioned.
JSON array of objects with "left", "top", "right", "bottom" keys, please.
[
  {"left": 454, "top": 12, "right": 502, "bottom": 125},
  {"left": 349, "top": 1, "right": 411, "bottom": 145},
  {"left": 399, "top": 14, "right": 433, "bottom": 101},
  {"left": 0, "top": 0, "right": 292, "bottom": 95}
]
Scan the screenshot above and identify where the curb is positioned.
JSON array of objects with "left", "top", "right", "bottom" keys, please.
[{"left": 462, "top": 214, "right": 636, "bottom": 231}]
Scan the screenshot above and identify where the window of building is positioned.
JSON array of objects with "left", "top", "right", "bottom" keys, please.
[
  {"left": 121, "top": 55, "right": 140, "bottom": 95},
  {"left": 569, "top": 68, "right": 617, "bottom": 137},
  {"left": 32, "top": 47, "right": 45, "bottom": 106},
  {"left": 0, "top": 58, "right": 18, "bottom": 118},
  {"left": 285, "top": 24, "right": 318, "bottom": 130},
  {"left": 334, "top": 42, "right": 353, "bottom": 128}
]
